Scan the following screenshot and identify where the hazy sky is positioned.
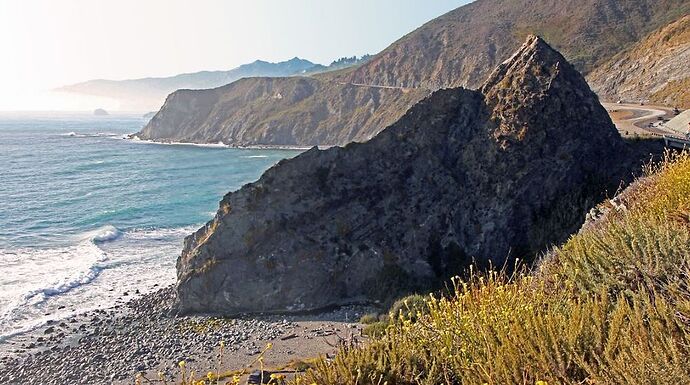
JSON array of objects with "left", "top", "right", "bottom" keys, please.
[{"left": 0, "top": 0, "right": 470, "bottom": 111}]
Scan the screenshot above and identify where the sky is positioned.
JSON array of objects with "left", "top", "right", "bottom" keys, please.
[{"left": 0, "top": 0, "right": 471, "bottom": 111}]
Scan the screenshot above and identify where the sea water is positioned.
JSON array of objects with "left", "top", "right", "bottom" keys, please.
[{"left": 0, "top": 112, "right": 301, "bottom": 341}]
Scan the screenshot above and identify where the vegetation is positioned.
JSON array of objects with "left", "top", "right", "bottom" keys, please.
[
  {"left": 651, "top": 78, "right": 690, "bottom": 109},
  {"left": 173, "top": 151, "right": 690, "bottom": 384},
  {"left": 296, "top": 151, "right": 690, "bottom": 385}
]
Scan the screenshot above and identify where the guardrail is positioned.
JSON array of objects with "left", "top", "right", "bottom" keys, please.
[{"left": 663, "top": 135, "right": 690, "bottom": 149}]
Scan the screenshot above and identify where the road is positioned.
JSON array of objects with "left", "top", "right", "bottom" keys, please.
[
  {"left": 602, "top": 102, "right": 678, "bottom": 137},
  {"left": 335, "top": 81, "right": 418, "bottom": 92}
]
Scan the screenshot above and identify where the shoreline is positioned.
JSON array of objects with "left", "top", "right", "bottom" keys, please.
[
  {"left": 0, "top": 286, "right": 372, "bottom": 385},
  {"left": 126, "top": 135, "right": 325, "bottom": 151}
]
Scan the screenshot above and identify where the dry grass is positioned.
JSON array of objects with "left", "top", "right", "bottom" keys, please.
[
  {"left": 172, "top": 151, "right": 690, "bottom": 385},
  {"left": 296, "top": 151, "right": 690, "bottom": 385},
  {"left": 651, "top": 78, "right": 690, "bottom": 109}
]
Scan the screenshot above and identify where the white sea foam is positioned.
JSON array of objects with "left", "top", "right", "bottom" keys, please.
[
  {"left": 129, "top": 138, "right": 230, "bottom": 148},
  {"left": 18, "top": 238, "right": 108, "bottom": 304},
  {"left": 0, "top": 225, "right": 189, "bottom": 341},
  {"left": 0, "top": 239, "right": 107, "bottom": 330},
  {"left": 127, "top": 136, "right": 310, "bottom": 150},
  {"left": 60, "top": 132, "right": 120, "bottom": 138}
]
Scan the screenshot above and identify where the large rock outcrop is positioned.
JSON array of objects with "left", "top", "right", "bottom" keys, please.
[
  {"left": 137, "top": 0, "right": 689, "bottom": 146},
  {"left": 176, "top": 36, "right": 631, "bottom": 314}
]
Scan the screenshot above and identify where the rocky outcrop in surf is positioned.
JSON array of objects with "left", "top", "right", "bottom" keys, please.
[{"left": 175, "top": 36, "right": 632, "bottom": 314}]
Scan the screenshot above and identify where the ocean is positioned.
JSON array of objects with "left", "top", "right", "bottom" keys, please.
[{"left": 0, "top": 112, "right": 301, "bottom": 341}]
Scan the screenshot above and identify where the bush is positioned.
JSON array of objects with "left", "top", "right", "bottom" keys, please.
[
  {"left": 361, "top": 321, "right": 388, "bottom": 338},
  {"left": 359, "top": 313, "right": 380, "bottom": 325},
  {"left": 387, "top": 294, "right": 429, "bottom": 323}
]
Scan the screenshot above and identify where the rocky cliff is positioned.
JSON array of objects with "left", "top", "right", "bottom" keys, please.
[
  {"left": 137, "top": 0, "right": 689, "bottom": 146},
  {"left": 175, "top": 36, "right": 633, "bottom": 314},
  {"left": 588, "top": 15, "right": 690, "bottom": 108}
]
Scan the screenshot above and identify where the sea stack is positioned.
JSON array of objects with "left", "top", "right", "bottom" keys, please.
[{"left": 175, "top": 36, "right": 630, "bottom": 314}]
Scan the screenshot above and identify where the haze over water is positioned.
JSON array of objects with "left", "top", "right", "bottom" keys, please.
[{"left": 0, "top": 112, "right": 300, "bottom": 340}]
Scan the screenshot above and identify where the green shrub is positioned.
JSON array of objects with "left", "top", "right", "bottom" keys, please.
[
  {"left": 361, "top": 321, "right": 388, "bottom": 338},
  {"left": 359, "top": 313, "right": 380, "bottom": 325},
  {"left": 387, "top": 294, "right": 429, "bottom": 323}
]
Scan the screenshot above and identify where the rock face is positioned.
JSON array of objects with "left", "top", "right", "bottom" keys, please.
[
  {"left": 588, "top": 15, "right": 690, "bottom": 108},
  {"left": 138, "top": 77, "right": 428, "bottom": 146},
  {"left": 138, "top": 0, "right": 689, "bottom": 146},
  {"left": 176, "top": 36, "right": 630, "bottom": 314}
]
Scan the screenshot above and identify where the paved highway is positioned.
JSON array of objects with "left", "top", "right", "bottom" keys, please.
[{"left": 602, "top": 103, "right": 677, "bottom": 137}]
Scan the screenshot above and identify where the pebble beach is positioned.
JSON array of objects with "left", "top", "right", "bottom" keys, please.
[{"left": 0, "top": 287, "right": 372, "bottom": 385}]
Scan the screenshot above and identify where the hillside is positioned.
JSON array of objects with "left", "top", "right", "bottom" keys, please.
[
  {"left": 57, "top": 57, "right": 368, "bottom": 111},
  {"left": 139, "top": 0, "right": 690, "bottom": 146},
  {"left": 588, "top": 15, "right": 690, "bottom": 108},
  {"left": 175, "top": 36, "right": 634, "bottom": 315},
  {"left": 138, "top": 77, "right": 428, "bottom": 146},
  {"left": 336, "top": 0, "right": 689, "bottom": 90}
]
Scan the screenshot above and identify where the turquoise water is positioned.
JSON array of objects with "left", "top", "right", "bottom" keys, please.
[{"left": 0, "top": 112, "right": 301, "bottom": 340}]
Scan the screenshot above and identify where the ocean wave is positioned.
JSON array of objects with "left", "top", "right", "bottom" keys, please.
[
  {"left": 23, "top": 259, "right": 104, "bottom": 300},
  {"left": 0, "top": 224, "right": 190, "bottom": 340},
  {"left": 0, "top": 226, "right": 117, "bottom": 321},
  {"left": 23, "top": 241, "right": 108, "bottom": 303},
  {"left": 0, "top": 246, "right": 106, "bottom": 336},
  {"left": 128, "top": 137, "right": 230, "bottom": 148},
  {"left": 87, "top": 225, "right": 122, "bottom": 243}
]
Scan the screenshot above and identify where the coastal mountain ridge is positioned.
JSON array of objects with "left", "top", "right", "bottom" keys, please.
[
  {"left": 137, "top": 0, "right": 690, "bottom": 146},
  {"left": 175, "top": 36, "right": 635, "bottom": 314},
  {"left": 58, "top": 56, "right": 370, "bottom": 111},
  {"left": 332, "top": 0, "right": 690, "bottom": 90}
]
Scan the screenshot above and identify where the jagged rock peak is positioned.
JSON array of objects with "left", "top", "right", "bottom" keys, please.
[{"left": 481, "top": 35, "right": 620, "bottom": 150}]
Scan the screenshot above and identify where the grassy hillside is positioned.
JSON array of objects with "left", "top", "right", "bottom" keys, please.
[
  {"left": 652, "top": 77, "right": 690, "bottom": 109},
  {"left": 139, "top": 77, "right": 428, "bottom": 145},
  {"left": 141, "top": 0, "right": 690, "bottom": 146},
  {"left": 290, "top": 151, "right": 690, "bottom": 385}
]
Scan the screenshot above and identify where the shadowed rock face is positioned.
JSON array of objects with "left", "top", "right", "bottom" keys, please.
[{"left": 176, "top": 36, "right": 630, "bottom": 314}]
